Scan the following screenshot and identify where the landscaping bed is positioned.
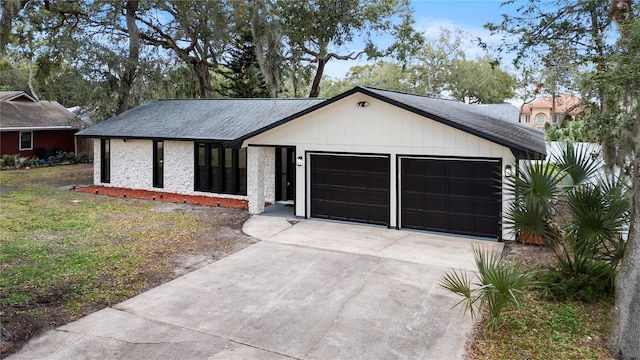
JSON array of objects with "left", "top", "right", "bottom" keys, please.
[
  {"left": 467, "top": 242, "right": 615, "bottom": 360},
  {"left": 0, "top": 164, "right": 257, "bottom": 355}
]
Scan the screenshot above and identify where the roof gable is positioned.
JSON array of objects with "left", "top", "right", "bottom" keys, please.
[
  {"left": 0, "top": 91, "right": 37, "bottom": 102},
  {"left": 235, "top": 86, "right": 543, "bottom": 158},
  {"left": 0, "top": 99, "right": 84, "bottom": 130}
]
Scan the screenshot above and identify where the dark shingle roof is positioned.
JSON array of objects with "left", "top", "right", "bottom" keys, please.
[
  {"left": 76, "top": 98, "right": 326, "bottom": 141},
  {"left": 471, "top": 103, "right": 521, "bottom": 123},
  {"left": 357, "top": 87, "right": 546, "bottom": 157},
  {"left": 76, "top": 87, "right": 545, "bottom": 158},
  {"left": 0, "top": 99, "right": 84, "bottom": 129}
]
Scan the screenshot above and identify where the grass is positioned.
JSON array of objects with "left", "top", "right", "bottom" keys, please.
[
  {"left": 0, "top": 164, "right": 250, "bottom": 352},
  {"left": 468, "top": 246, "right": 614, "bottom": 360}
]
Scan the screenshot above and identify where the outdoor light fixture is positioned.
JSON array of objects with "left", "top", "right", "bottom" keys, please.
[
  {"left": 504, "top": 164, "right": 514, "bottom": 177},
  {"left": 356, "top": 101, "right": 369, "bottom": 108},
  {"left": 296, "top": 156, "right": 303, "bottom": 166}
]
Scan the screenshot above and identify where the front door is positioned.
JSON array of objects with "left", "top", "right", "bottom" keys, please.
[{"left": 275, "top": 147, "right": 295, "bottom": 202}]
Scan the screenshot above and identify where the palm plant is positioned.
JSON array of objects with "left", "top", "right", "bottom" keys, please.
[
  {"left": 504, "top": 160, "right": 564, "bottom": 242},
  {"left": 439, "top": 247, "right": 535, "bottom": 330},
  {"left": 505, "top": 142, "right": 630, "bottom": 297}
]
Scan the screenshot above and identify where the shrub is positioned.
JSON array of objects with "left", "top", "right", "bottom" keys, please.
[
  {"left": 505, "top": 143, "right": 629, "bottom": 301},
  {"left": 2, "top": 154, "right": 17, "bottom": 168},
  {"left": 75, "top": 153, "right": 90, "bottom": 163},
  {"left": 540, "top": 268, "right": 615, "bottom": 302},
  {"left": 21, "top": 156, "right": 45, "bottom": 168},
  {"left": 439, "top": 247, "right": 536, "bottom": 330}
]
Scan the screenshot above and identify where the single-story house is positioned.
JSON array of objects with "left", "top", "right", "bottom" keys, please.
[
  {"left": 0, "top": 91, "right": 86, "bottom": 158},
  {"left": 76, "top": 86, "right": 546, "bottom": 240}
]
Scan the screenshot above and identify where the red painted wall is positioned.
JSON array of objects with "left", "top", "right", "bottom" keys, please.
[{"left": 0, "top": 130, "right": 78, "bottom": 157}]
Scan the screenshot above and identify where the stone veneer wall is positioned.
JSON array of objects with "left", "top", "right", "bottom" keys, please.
[{"left": 94, "top": 139, "right": 255, "bottom": 203}]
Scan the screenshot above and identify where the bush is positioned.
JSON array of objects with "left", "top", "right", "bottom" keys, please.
[
  {"left": 505, "top": 143, "right": 630, "bottom": 302},
  {"left": 540, "top": 268, "right": 615, "bottom": 302},
  {"left": 22, "top": 156, "right": 45, "bottom": 168},
  {"left": 2, "top": 154, "right": 18, "bottom": 168},
  {"left": 75, "top": 152, "right": 90, "bottom": 163},
  {"left": 440, "top": 247, "right": 537, "bottom": 330},
  {"left": 49, "top": 151, "right": 90, "bottom": 165}
]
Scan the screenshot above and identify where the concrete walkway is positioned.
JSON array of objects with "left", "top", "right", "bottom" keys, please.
[{"left": 9, "top": 216, "right": 502, "bottom": 360}]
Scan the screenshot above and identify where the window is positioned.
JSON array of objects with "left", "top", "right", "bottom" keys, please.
[
  {"left": 552, "top": 114, "right": 559, "bottom": 124},
  {"left": 536, "top": 114, "right": 547, "bottom": 124},
  {"left": 153, "top": 140, "right": 163, "bottom": 188},
  {"left": 194, "top": 143, "right": 246, "bottom": 195},
  {"left": 524, "top": 114, "right": 531, "bottom": 123},
  {"left": 19, "top": 131, "right": 32, "bottom": 150},
  {"left": 101, "top": 139, "right": 110, "bottom": 183}
]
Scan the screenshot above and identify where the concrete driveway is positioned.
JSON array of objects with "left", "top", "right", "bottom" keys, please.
[{"left": 9, "top": 216, "right": 502, "bottom": 360}]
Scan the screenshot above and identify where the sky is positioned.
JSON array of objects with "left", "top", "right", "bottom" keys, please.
[{"left": 322, "top": 0, "right": 518, "bottom": 78}]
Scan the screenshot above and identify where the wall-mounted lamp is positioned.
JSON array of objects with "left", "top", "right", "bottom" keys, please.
[
  {"left": 123, "top": 138, "right": 128, "bottom": 142},
  {"left": 504, "top": 164, "right": 514, "bottom": 177},
  {"left": 356, "top": 101, "right": 369, "bottom": 108},
  {"left": 296, "top": 156, "right": 303, "bottom": 167}
]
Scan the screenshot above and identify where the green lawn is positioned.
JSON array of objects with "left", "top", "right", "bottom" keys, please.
[{"left": 0, "top": 164, "right": 250, "bottom": 353}]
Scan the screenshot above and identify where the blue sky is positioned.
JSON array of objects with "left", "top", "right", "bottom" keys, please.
[{"left": 323, "top": 0, "right": 518, "bottom": 78}]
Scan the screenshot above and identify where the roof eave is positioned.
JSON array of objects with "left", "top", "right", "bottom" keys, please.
[{"left": 355, "top": 87, "right": 546, "bottom": 159}]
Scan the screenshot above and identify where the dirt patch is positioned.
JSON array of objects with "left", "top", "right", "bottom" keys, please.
[{"left": 1, "top": 199, "right": 257, "bottom": 356}]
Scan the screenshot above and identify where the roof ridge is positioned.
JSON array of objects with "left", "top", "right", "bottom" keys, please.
[
  {"left": 360, "top": 86, "right": 459, "bottom": 102},
  {"left": 156, "top": 97, "right": 327, "bottom": 101}
]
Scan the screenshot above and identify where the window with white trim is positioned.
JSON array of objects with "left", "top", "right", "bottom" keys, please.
[
  {"left": 19, "top": 131, "right": 33, "bottom": 150},
  {"left": 535, "top": 114, "right": 547, "bottom": 124}
]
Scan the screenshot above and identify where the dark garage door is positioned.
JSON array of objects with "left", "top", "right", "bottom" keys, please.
[
  {"left": 311, "top": 154, "right": 389, "bottom": 226},
  {"left": 400, "top": 157, "right": 501, "bottom": 238}
]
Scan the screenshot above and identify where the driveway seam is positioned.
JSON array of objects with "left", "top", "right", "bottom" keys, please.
[
  {"left": 96, "top": 307, "right": 302, "bottom": 359},
  {"left": 304, "top": 261, "right": 382, "bottom": 358}
]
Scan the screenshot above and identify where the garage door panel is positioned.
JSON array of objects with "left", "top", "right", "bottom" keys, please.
[
  {"left": 311, "top": 154, "right": 389, "bottom": 226},
  {"left": 402, "top": 193, "right": 424, "bottom": 209},
  {"left": 349, "top": 173, "right": 369, "bottom": 187},
  {"left": 450, "top": 215, "right": 473, "bottom": 230},
  {"left": 449, "top": 181, "right": 472, "bottom": 196},
  {"left": 369, "top": 189, "right": 389, "bottom": 204},
  {"left": 425, "top": 213, "right": 447, "bottom": 229},
  {"left": 369, "top": 174, "right": 389, "bottom": 188},
  {"left": 401, "top": 158, "right": 501, "bottom": 238},
  {"left": 424, "top": 197, "right": 447, "bottom": 211},
  {"left": 402, "top": 176, "right": 425, "bottom": 190},
  {"left": 474, "top": 199, "right": 500, "bottom": 213},
  {"left": 449, "top": 198, "right": 472, "bottom": 213},
  {"left": 474, "top": 164, "right": 497, "bottom": 178},
  {"left": 425, "top": 179, "right": 447, "bottom": 193},
  {"left": 473, "top": 182, "right": 494, "bottom": 196},
  {"left": 450, "top": 165, "right": 473, "bottom": 177}
]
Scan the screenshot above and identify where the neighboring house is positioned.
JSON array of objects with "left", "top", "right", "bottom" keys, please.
[
  {"left": 0, "top": 91, "right": 86, "bottom": 158},
  {"left": 520, "top": 94, "right": 582, "bottom": 129},
  {"left": 76, "top": 86, "right": 546, "bottom": 240}
]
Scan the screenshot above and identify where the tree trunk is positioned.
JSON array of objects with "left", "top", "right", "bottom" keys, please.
[
  {"left": 610, "top": 149, "right": 640, "bottom": 360},
  {"left": 193, "top": 61, "right": 212, "bottom": 98},
  {"left": 308, "top": 57, "right": 326, "bottom": 98},
  {"left": 115, "top": 0, "right": 140, "bottom": 115}
]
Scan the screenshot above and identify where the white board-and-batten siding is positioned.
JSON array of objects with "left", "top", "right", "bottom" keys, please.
[{"left": 243, "top": 93, "right": 517, "bottom": 239}]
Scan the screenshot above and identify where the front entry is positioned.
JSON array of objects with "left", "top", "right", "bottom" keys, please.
[{"left": 275, "top": 147, "right": 296, "bottom": 202}]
